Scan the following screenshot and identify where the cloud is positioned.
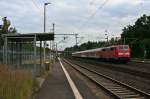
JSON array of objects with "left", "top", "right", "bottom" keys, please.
[
  {"left": 0, "top": 0, "right": 149, "bottom": 50},
  {"left": 106, "top": 0, "right": 144, "bottom": 6}
]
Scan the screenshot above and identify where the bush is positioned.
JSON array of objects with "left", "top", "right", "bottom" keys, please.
[{"left": 0, "top": 65, "right": 34, "bottom": 99}]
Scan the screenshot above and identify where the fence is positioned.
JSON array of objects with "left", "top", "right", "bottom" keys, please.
[
  {"left": 0, "top": 44, "right": 44, "bottom": 76},
  {"left": 1, "top": 33, "right": 54, "bottom": 76},
  {"left": 0, "top": 46, "right": 3, "bottom": 64}
]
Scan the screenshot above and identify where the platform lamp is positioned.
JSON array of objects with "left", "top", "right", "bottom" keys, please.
[{"left": 43, "top": 2, "right": 51, "bottom": 64}]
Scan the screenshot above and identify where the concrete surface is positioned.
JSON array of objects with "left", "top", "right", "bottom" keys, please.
[{"left": 34, "top": 62, "right": 75, "bottom": 99}]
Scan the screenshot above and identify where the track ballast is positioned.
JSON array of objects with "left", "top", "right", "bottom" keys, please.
[{"left": 63, "top": 58, "right": 150, "bottom": 99}]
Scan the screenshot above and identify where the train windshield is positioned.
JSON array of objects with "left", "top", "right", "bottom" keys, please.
[{"left": 119, "top": 45, "right": 129, "bottom": 50}]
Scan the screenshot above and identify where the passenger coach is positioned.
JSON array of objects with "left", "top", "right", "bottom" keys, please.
[{"left": 72, "top": 45, "right": 130, "bottom": 62}]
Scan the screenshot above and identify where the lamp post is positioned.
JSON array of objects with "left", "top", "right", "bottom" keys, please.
[
  {"left": 44, "top": 3, "right": 51, "bottom": 32},
  {"left": 105, "top": 30, "right": 108, "bottom": 43},
  {"left": 44, "top": 2, "right": 51, "bottom": 63}
]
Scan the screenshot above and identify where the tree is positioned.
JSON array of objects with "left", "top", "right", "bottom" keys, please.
[
  {"left": 0, "top": 17, "right": 17, "bottom": 46},
  {"left": 9, "top": 27, "right": 17, "bottom": 33},
  {"left": 121, "top": 14, "right": 150, "bottom": 58},
  {"left": 1, "top": 17, "right": 11, "bottom": 34}
]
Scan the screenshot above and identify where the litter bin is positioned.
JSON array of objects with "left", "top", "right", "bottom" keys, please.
[{"left": 45, "top": 62, "right": 50, "bottom": 71}]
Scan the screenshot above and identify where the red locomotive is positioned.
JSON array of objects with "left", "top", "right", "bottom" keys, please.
[{"left": 72, "top": 45, "right": 130, "bottom": 62}]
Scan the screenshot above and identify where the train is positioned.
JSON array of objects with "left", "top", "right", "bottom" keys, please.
[{"left": 72, "top": 45, "right": 131, "bottom": 63}]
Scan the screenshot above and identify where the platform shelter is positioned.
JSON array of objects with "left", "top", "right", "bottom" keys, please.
[{"left": 2, "top": 32, "right": 54, "bottom": 76}]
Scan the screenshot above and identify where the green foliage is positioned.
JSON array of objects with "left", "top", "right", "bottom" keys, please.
[
  {"left": 121, "top": 14, "right": 150, "bottom": 58},
  {"left": 0, "top": 17, "right": 17, "bottom": 46},
  {"left": 142, "top": 39, "right": 150, "bottom": 58},
  {"left": 65, "top": 14, "right": 150, "bottom": 59},
  {"left": 64, "top": 41, "right": 107, "bottom": 52},
  {"left": 0, "top": 65, "right": 34, "bottom": 99},
  {"left": 0, "top": 17, "right": 11, "bottom": 34}
]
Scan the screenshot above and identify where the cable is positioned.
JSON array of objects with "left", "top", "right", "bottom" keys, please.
[
  {"left": 37, "top": 0, "right": 45, "bottom": 5},
  {"left": 78, "top": 0, "right": 109, "bottom": 30},
  {"left": 31, "top": 0, "right": 43, "bottom": 15},
  {"left": 89, "top": 0, "right": 109, "bottom": 19}
]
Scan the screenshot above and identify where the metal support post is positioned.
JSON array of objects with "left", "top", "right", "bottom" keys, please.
[
  {"left": 19, "top": 43, "right": 22, "bottom": 67},
  {"left": 4, "top": 36, "right": 8, "bottom": 64},
  {"left": 52, "top": 41, "right": 54, "bottom": 61},
  {"left": 43, "top": 2, "right": 51, "bottom": 66},
  {"left": 34, "top": 35, "right": 37, "bottom": 76},
  {"left": 56, "top": 43, "right": 58, "bottom": 58},
  {"left": 52, "top": 23, "right": 55, "bottom": 33},
  {"left": 17, "top": 43, "right": 19, "bottom": 67},
  {"left": 11, "top": 42, "right": 14, "bottom": 65},
  {"left": 40, "top": 41, "right": 42, "bottom": 70},
  {"left": 75, "top": 34, "right": 78, "bottom": 46},
  {"left": 49, "top": 41, "right": 51, "bottom": 62},
  {"left": 49, "top": 41, "right": 50, "bottom": 61},
  {"left": 43, "top": 4, "right": 46, "bottom": 66},
  {"left": 44, "top": 41, "right": 46, "bottom": 64}
]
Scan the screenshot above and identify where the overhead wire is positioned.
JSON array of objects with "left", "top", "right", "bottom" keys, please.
[
  {"left": 32, "top": 0, "right": 109, "bottom": 46},
  {"left": 37, "top": 0, "right": 45, "bottom": 5},
  {"left": 77, "top": 0, "right": 109, "bottom": 30},
  {"left": 89, "top": 0, "right": 109, "bottom": 19},
  {"left": 70, "top": 0, "right": 109, "bottom": 45},
  {"left": 31, "top": 0, "right": 44, "bottom": 15}
]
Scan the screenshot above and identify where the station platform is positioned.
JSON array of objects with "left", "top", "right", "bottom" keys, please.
[
  {"left": 34, "top": 58, "right": 100, "bottom": 99},
  {"left": 34, "top": 61, "right": 75, "bottom": 99}
]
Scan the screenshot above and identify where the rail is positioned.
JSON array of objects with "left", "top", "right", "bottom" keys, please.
[{"left": 63, "top": 58, "right": 150, "bottom": 99}]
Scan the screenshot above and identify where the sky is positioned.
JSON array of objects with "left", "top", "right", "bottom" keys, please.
[{"left": 0, "top": 0, "right": 150, "bottom": 50}]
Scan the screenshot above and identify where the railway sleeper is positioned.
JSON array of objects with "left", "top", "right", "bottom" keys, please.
[
  {"left": 116, "top": 92, "right": 138, "bottom": 95},
  {"left": 109, "top": 88, "right": 130, "bottom": 91},
  {"left": 119, "top": 94, "right": 142, "bottom": 98},
  {"left": 129, "top": 97, "right": 145, "bottom": 99},
  {"left": 99, "top": 80, "right": 113, "bottom": 83},
  {"left": 92, "top": 78, "right": 112, "bottom": 83},
  {"left": 105, "top": 86, "right": 125, "bottom": 89},
  {"left": 113, "top": 90, "right": 135, "bottom": 93},
  {"left": 108, "top": 87, "right": 128, "bottom": 90},
  {"left": 103, "top": 84, "right": 121, "bottom": 87},
  {"left": 65, "top": 59, "right": 148, "bottom": 99},
  {"left": 95, "top": 80, "right": 112, "bottom": 85}
]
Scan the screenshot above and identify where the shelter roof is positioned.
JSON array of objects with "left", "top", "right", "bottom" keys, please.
[{"left": 3, "top": 32, "right": 54, "bottom": 42}]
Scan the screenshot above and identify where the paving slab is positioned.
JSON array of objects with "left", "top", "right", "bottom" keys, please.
[{"left": 34, "top": 62, "right": 75, "bottom": 99}]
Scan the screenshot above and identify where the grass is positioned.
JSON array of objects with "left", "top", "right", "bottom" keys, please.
[{"left": 0, "top": 65, "right": 34, "bottom": 99}]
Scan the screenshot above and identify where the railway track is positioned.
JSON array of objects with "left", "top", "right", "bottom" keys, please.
[
  {"left": 63, "top": 58, "right": 150, "bottom": 99},
  {"left": 72, "top": 57, "right": 150, "bottom": 79}
]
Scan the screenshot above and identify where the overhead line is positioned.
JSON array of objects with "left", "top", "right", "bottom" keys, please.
[
  {"left": 78, "top": 0, "right": 109, "bottom": 30},
  {"left": 37, "top": 0, "right": 44, "bottom": 5},
  {"left": 31, "top": 0, "right": 43, "bottom": 15},
  {"left": 89, "top": 0, "right": 109, "bottom": 19}
]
